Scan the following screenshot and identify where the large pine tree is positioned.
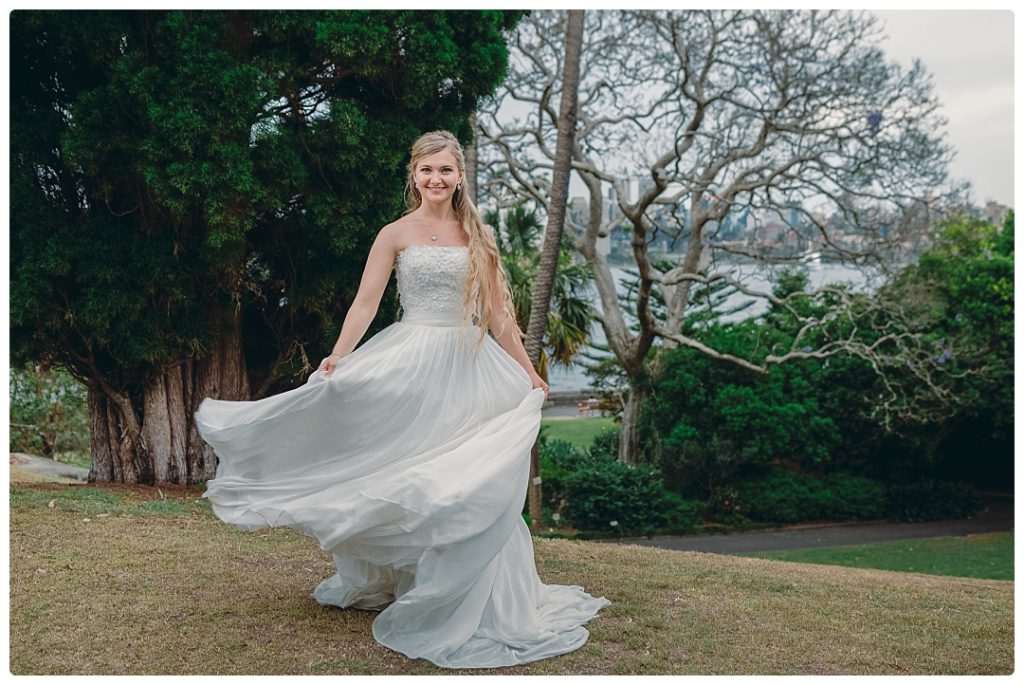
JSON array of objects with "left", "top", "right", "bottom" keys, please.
[{"left": 10, "top": 9, "right": 525, "bottom": 484}]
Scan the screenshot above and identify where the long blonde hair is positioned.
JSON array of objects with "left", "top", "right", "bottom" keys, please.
[{"left": 402, "top": 130, "right": 522, "bottom": 350}]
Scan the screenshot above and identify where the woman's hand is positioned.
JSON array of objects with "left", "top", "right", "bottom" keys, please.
[
  {"left": 529, "top": 372, "right": 549, "bottom": 400},
  {"left": 318, "top": 353, "right": 343, "bottom": 377}
]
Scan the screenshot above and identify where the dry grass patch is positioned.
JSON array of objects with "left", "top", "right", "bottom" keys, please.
[
  {"left": 9, "top": 483, "right": 1013, "bottom": 675},
  {"left": 9, "top": 466, "right": 80, "bottom": 485}
]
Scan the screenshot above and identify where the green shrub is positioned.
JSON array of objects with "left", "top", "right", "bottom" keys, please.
[
  {"left": 539, "top": 439, "right": 587, "bottom": 514},
  {"left": 735, "top": 470, "right": 821, "bottom": 523},
  {"left": 587, "top": 424, "right": 620, "bottom": 461},
  {"left": 9, "top": 365, "right": 90, "bottom": 459},
  {"left": 729, "top": 470, "right": 886, "bottom": 524},
  {"left": 702, "top": 485, "right": 752, "bottom": 526},
  {"left": 884, "top": 480, "right": 982, "bottom": 521},
  {"left": 561, "top": 457, "right": 678, "bottom": 535},
  {"left": 557, "top": 446, "right": 700, "bottom": 536},
  {"left": 540, "top": 429, "right": 699, "bottom": 536},
  {"left": 819, "top": 473, "right": 886, "bottom": 519},
  {"left": 659, "top": 491, "right": 701, "bottom": 534},
  {"left": 540, "top": 438, "right": 588, "bottom": 472}
]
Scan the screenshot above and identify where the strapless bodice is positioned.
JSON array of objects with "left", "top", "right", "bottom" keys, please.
[{"left": 395, "top": 244, "right": 471, "bottom": 326}]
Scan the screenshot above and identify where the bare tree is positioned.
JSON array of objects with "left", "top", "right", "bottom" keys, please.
[{"left": 477, "top": 9, "right": 966, "bottom": 462}]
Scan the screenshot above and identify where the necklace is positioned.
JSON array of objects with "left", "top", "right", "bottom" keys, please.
[{"left": 429, "top": 218, "right": 459, "bottom": 242}]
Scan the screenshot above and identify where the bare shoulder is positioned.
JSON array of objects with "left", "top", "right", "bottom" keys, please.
[
  {"left": 382, "top": 216, "right": 419, "bottom": 251},
  {"left": 375, "top": 220, "right": 405, "bottom": 248}
]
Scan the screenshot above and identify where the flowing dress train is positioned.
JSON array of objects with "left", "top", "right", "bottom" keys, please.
[{"left": 194, "top": 244, "right": 610, "bottom": 668}]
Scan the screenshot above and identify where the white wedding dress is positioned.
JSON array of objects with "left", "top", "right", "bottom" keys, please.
[{"left": 194, "top": 244, "right": 611, "bottom": 669}]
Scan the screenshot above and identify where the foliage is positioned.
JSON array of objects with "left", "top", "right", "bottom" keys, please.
[
  {"left": 560, "top": 456, "right": 696, "bottom": 536},
  {"left": 639, "top": 318, "right": 841, "bottom": 498},
  {"left": 820, "top": 473, "right": 888, "bottom": 520},
  {"left": 812, "top": 212, "right": 1015, "bottom": 487},
  {"left": 883, "top": 480, "right": 983, "bottom": 522},
  {"left": 640, "top": 212, "right": 1013, "bottom": 501},
  {"left": 539, "top": 432, "right": 698, "bottom": 536},
  {"left": 869, "top": 212, "right": 1014, "bottom": 486},
  {"left": 538, "top": 438, "right": 585, "bottom": 512},
  {"left": 586, "top": 423, "right": 621, "bottom": 461},
  {"left": 863, "top": 212, "right": 1013, "bottom": 424},
  {"left": 726, "top": 469, "right": 886, "bottom": 524},
  {"left": 485, "top": 203, "right": 595, "bottom": 378},
  {"left": 9, "top": 365, "right": 91, "bottom": 459},
  {"left": 10, "top": 9, "right": 526, "bottom": 394},
  {"left": 702, "top": 485, "right": 750, "bottom": 527}
]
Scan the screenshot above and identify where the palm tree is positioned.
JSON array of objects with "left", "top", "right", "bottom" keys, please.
[
  {"left": 485, "top": 205, "right": 594, "bottom": 381},
  {"left": 521, "top": 9, "right": 585, "bottom": 530}
]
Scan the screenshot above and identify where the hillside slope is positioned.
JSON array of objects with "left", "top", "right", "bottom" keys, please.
[{"left": 9, "top": 483, "right": 1013, "bottom": 675}]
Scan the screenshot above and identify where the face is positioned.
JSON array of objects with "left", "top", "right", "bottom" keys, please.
[{"left": 413, "top": 149, "right": 462, "bottom": 206}]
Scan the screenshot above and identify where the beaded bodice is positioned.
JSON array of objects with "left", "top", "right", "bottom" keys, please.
[{"left": 395, "top": 244, "right": 471, "bottom": 326}]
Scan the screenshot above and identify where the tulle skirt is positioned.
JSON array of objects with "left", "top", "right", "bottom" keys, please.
[{"left": 193, "top": 318, "right": 610, "bottom": 668}]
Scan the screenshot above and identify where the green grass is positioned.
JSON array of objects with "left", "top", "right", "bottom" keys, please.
[
  {"left": 52, "top": 450, "right": 92, "bottom": 470},
  {"left": 736, "top": 532, "right": 1014, "bottom": 581},
  {"left": 9, "top": 482, "right": 1014, "bottom": 675},
  {"left": 539, "top": 416, "right": 616, "bottom": 451},
  {"left": 10, "top": 484, "right": 212, "bottom": 518}
]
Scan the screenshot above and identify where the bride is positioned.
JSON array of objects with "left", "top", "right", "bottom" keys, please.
[{"left": 194, "top": 130, "right": 611, "bottom": 669}]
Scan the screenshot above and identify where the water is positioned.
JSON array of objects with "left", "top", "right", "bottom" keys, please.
[{"left": 547, "top": 259, "right": 884, "bottom": 392}]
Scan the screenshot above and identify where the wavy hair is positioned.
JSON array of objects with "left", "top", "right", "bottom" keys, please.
[{"left": 402, "top": 130, "right": 522, "bottom": 351}]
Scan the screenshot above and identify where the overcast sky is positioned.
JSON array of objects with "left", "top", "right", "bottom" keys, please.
[{"left": 871, "top": 10, "right": 1014, "bottom": 207}]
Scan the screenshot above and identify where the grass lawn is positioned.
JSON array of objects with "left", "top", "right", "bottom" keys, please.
[
  {"left": 53, "top": 451, "right": 92, "bottom": 471},
  {"left": 539, "top": 416, "right": 615, "bottom": 451},
  {"left": 9, "top": 481, "right": 1013, "bottom": 675},
  {"left": 736, "top": 533, "right": 1014, "bottom": 581}
]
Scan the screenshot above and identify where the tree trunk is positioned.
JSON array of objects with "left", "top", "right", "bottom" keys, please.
[
  {"left": 88, "top": 385, "right": 150, "bottom": 484},
  {"left": 618, "top": 381, "right": 647, "bottom": 464},
  {"left": 522, "top": 9, "right": 585, "bottom": 532},
  {"left": 88, "top": 310, "right": 250, "bottom": 485},
  {"left": 528, "top": 440, "right": 542, "bottom": 529}
]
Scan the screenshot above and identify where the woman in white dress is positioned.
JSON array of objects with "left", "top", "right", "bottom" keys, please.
[{"left": 194, "top": 130, "right": 611, "bottom": 669}]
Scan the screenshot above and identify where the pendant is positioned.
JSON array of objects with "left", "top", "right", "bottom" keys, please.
[{"left": 431, "top": 234, "right": 437, "bottom": 241}]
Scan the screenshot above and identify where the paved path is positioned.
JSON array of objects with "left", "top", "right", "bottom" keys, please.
[
  {"left": 541, "top": 405, "right": 611, "bottom": 419},
  {"left": 596, "top": 495, "right": 1014, "bottom": 554},
  {"left": 10, "top": 452, "right": 89, "bottom": 481}
]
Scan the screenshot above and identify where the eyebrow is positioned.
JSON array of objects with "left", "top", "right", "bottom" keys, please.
[{"left": 419, "top": 164, "right": 454, "bottom": 168}]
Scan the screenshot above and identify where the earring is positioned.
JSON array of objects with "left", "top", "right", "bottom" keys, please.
[{"left": 456, "top": 183, "right": 462, "bottom": 191}]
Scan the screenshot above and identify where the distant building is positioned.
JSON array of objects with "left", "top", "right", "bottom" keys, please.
[
  {"left": 983, "top": 201, "right": 1011, "bottom": 227},
  {"left": 569, "top": 194, "right": 613, "bottom": 258}
]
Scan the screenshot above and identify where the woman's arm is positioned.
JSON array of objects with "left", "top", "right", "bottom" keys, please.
[
  {"left": 488, "top": 308, "right": 535, "bottom": 378},
  {"left": 321, "top": 227, "right": 397, "bottom": 374}
]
